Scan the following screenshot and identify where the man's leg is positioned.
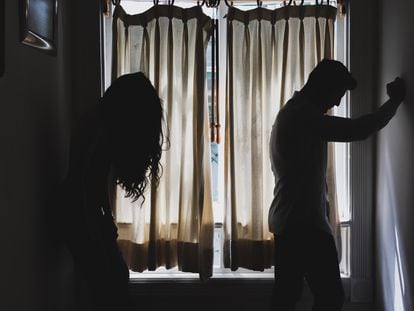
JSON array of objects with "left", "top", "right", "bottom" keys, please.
[
  {"left": 270, "top": 231, "right": 305, "bottom": 311},
  {"left": 305, "top": 229, "right": 344, "bottom": 311}
]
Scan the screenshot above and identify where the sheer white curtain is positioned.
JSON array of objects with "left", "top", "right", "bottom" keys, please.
[
  {"left": 224, "top": 4, "right": 339, "bottom": 271},
  {"left": 111, "top": 5, "right": 214, "bottom": 279}
]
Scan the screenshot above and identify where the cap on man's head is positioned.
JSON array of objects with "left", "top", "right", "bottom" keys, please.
[{"left": 308, "top": 59, "right": 357, "bottom": 91}]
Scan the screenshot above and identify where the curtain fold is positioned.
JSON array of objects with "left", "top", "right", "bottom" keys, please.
[
  {"left": 111, "top": 5, "right": 214, "bottom": 280},
  {"left": 224, "top": 5, "right": 339, "bottom": 271}
]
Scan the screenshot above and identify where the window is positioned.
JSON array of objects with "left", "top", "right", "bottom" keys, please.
[{"left": 102, "top": 0, "right": 350, "bottom": 278}]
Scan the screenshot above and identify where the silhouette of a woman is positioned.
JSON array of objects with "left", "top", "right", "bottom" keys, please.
[{"left": 60, "top": 73, "right": 164, "bottom": 311}]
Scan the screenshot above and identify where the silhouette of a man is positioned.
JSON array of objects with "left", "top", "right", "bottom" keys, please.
[{"left": 269, "top": 59, "right": 405, "bottom": 311}]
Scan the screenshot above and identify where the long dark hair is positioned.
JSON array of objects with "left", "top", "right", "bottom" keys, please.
[{"left": 100, "top": 72, "right": 165, "bottom": 201}]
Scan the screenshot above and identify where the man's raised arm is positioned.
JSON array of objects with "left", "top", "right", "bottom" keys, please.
[{"left": 309, "top": 77, "right": 405, "bottom": 142}]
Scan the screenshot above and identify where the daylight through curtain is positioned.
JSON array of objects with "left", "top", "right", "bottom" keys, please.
[
  {"left": 224, "top": 4, "right": 339, "bottom": 271},
  {"left": 111, "top": 5, "right": 214, "bottom": 280}
]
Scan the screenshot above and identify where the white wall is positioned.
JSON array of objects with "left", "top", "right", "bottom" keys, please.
[
  {"left": 376, "top": 0, "right": 414, "bottom": 310},
  {"left": 0, "top": 1, "right": 101, "bottom": 310}
]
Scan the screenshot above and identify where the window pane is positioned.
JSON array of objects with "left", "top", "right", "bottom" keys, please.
[
  {"left": 333, "top": 99, "right": 350, "bottom": 222},
  {"left": 119, "top": 1, "right": 153, "bottom": 13},
  {"left": 120, "top": 0, "right": 215, "bottom": 16},
  {"left": 105, "top": 0, "right": 349, "bottom": 276},
  {"left": 333, "top": 9, "right": 351, "bottom": 223},
  {"left": 339, "top": 224, "right": 350, "bottom": 276}
]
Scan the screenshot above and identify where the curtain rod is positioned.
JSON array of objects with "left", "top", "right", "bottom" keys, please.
[
  {"left": 106, "top": 0, "right": 346, "bottom": 14},
  {"left": 110, "top": 0, "right": 342, "bottom": 6}
]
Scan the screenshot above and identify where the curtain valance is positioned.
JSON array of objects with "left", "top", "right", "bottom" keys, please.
[
  {"left": 113, "top": 4, "right": 212, "bottom": 28},
  {"left": 226, "top": 5, "right": 337, "bottom": 24}
]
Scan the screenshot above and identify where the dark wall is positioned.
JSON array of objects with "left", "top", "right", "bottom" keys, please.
[
  {"left": 0, "top": 1, "right": 101, "bottom": 310},
  {"left": 376, "top": 0, "right": 414, "bottom": 310}
]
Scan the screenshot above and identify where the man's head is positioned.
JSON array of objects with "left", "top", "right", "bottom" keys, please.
[
  {"left": 100, "top": 72, "right": 165, "bottom": 201},
  {"left": 303, "top": 59, "right": 356, "bottom": 112}
]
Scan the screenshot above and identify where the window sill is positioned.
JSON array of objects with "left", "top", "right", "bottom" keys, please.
[
  {"left": 128, "top": 276, "right": 352, "bottom": 303},
  {"left": 129, "top": 267, "right": 275, "bottom": 281},
  {"left": 130, "top": 275, "right": 350, "bottom": 283}
]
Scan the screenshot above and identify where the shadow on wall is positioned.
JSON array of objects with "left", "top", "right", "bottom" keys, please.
[{"left": 376, "top": 107, "right": 414, "bottom": 311}]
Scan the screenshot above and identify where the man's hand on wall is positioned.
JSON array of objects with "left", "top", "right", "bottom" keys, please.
[{"left": 387, "top": 77, "right": 406, "bottom": 104}]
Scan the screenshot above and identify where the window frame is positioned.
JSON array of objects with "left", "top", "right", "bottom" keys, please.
[
  {"left": 101, "top": 0, "right": 356, "bottom": 284},
  {"left": 347, "top": 0, "right": 376, "bottom": 303}
]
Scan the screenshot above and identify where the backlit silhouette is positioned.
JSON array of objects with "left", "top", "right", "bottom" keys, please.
[
  {"left": 269, "top": 59, "right": 405, "bottom": 311},
  {"left": 60, "top": 72, "right": 165, "bottom": 311}
]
